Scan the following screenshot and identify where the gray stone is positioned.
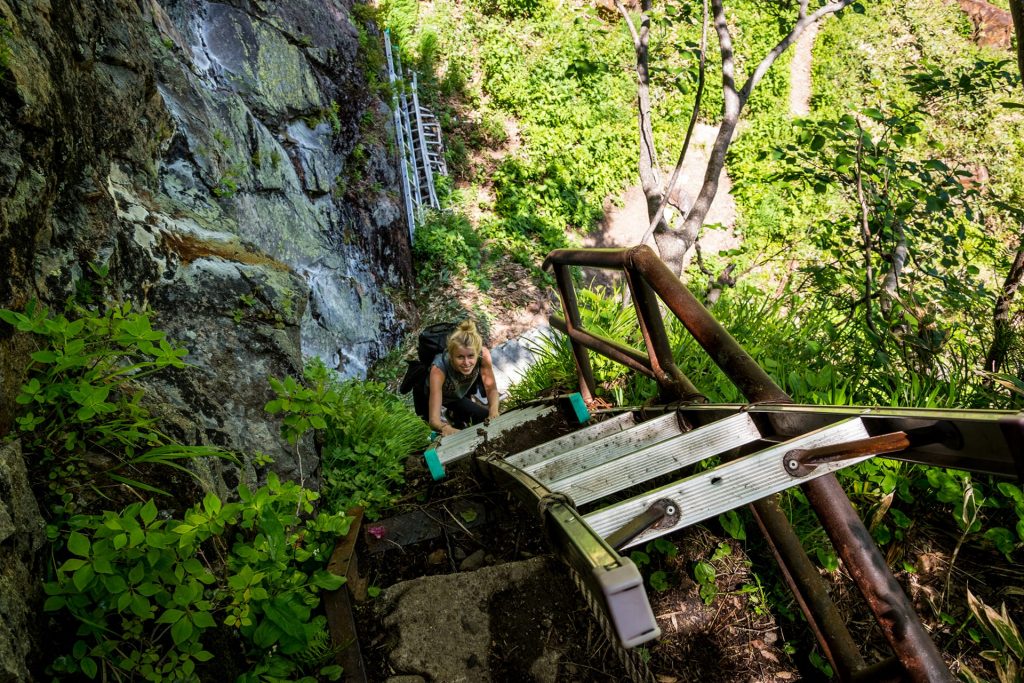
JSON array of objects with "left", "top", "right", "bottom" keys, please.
[
  {"left": 489, "top": 325, "right": 557, "bottom": 397},
  {"left": 0, "top": 0, "right": 414, "bottom": 665},
  {"left": 459, "top": 548, "right": 486, "bottom": 571},
  {"left": 377, "top": 557, "right": 571, "bottom": 683},
  {"left": 0, "top": 441, "right": 46, "bottom": 682}
]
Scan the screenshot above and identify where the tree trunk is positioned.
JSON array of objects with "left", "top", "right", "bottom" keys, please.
[
  {"left": 655, "top": 0, "right": 856, "bottom": 276},
  {"left": 1010, "top": 0, "right": 1024, "bottom": 83},
  {"left": 984, "top": 2, "right": 1024, "bottom": 374},
  {"left": 984, "top": 232, "right": 1024, "bottom": 374}
]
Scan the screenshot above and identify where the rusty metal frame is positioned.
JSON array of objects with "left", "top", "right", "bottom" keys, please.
[{"left": 543, "top": 245, "right": 953, "bottom": 683}]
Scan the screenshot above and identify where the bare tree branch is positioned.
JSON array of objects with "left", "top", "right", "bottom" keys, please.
[
  {"left": 618, "top": 0, "right": 665, "bottom": 232},
  {"left": 615, "top": 0, "right": 642, "bottom": 51},
  {"left": 639, "top": 0, "right": 709, "bottom": 247},
  {"left": 854, "top": 131, "right": 879, "bottom": 336},
  {"left": 880, "top": 224, "right": 908, "bottom": 317},
  {"left": 656, "top": 0, "right": 856, "bottom": 275},
  {"left": 985, "top": 226, "right": 1024, "bottom": 373}
]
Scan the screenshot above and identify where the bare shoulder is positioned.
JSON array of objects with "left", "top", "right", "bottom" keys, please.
[{"left": 481, "top": 347, "right": 494, "bottom": 365}]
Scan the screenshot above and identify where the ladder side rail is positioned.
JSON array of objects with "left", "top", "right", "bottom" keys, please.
[
  {"left": 383, "top": 31, "right": 415, "bottom": 241},
  {"left": 475, "top": 455, "right": 661, "bottom": 650},
  {"left": 543, "top": 245, "right": 955, "bottom": 683},
  {"left": 411, "top": 74, "right": 439, "bottom": 208},
  {"left": 393, "top": 52, "right": 422, "bottom": 210}
]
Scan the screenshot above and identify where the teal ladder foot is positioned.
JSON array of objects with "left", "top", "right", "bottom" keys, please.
[
  {"left": 424, "top": 448, "right": 445, "bottom": 480},
  {"left": 565, "top": 392, "right": 590, "bottom": 424}
]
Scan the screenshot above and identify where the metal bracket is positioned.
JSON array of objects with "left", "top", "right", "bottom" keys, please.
[
  {"left": 784, "top": 432, "right": 911, "bottom": 477},
  {"left": 605, "top": 498, "right": 680, "bottom": 551}
]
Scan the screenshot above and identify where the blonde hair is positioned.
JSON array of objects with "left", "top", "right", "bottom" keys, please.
[{"left": 447, "top": 319, "right": 483, "bottom": 356}]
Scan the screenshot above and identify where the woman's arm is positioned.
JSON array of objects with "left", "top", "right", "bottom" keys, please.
[
  {"left": 428, "top": 365, "right": 458, "bottom": 436},
  {"left": 480, "top": 348, "right": 500, "bottom": 419}
]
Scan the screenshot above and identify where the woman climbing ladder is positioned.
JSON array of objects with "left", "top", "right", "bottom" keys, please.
[{"left": 427, "top": 320, "right": 500, "bottom": 436}]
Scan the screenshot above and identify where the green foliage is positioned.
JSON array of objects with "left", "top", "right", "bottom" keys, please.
[
  {"left": 718, "top": 509, "right": 747, "bottom": 541},
  {"left": 412, "top": 209, "right": 484, "bottom": 284},
  {"left": 693, "top": 560, "right": 717, "bottom": 604},
  {"left": 0, "top": 299, "right": 233, "bottom": 515},
  {"left": 352, "top": 5, "right": 392, "bottom": 100},
  {"left": 43, "top": 476, "right": 350, "bottom": 681},
  {"left": 380, "top": 0, "right": 418, "bottom": 49},
  {"left": 770, "top": 106, "right": 992, "bottom": 380},
  {"left": 470, "top": 0, "right": 551, "bottom": 20},
  {"left": 266, "top": 359, "right": 429, "bottom": 518},
  {"left": 214, "top": 163, "right": 245, "bottom": 198}
]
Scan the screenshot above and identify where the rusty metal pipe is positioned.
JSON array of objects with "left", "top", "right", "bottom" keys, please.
[
  {"left": 750, "top": 498, "right": 867, "bottom": 679},
  {"left": 545, "top": 247, "right": 633, "bottom": 270},
  {"left": 804, "top": 476, "right": 954, "bottom": 683},
  {"left": 625, "top": 269, "right": 704, "bottom": 401},
  {"left": 544, "top": 245, "right": 951, "bottom": 680},
  {"left": 553, "top": 264, "right": 596, "bottom": 401},
  {"left": 550, "top": 315, "right": 655, "bottom": 378},
  {"left": 785, "top": 432, "right": 912, "bottom": 477},
  {"left": 624, "top": 246, "right": 791, "bottom": 404}
]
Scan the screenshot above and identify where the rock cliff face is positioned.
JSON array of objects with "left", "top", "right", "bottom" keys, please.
[
  {"left": 0, "top": 0, "right": 410, "bottom": 462},
  {"left": 0, "top": 0, "right": 410, "bottom": 675}
]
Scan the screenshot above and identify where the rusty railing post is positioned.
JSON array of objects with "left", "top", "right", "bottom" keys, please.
[
  {"left": 553, "top": 263, "right": 596, "bottom": 402},
  {"left": 624, "top": 268, "right": 702, "bottom": 402}
]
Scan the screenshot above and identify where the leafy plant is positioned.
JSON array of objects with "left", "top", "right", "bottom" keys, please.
[
  {"left": 0, "top": 299, "right": 234, "bottom": 515},
  {"left": 43, "top": 476, "right": 349, "bottom": 681},
  {"left": 772, "top": 105, "right": 987, "bottom": 362},
  {"left": 266, "top": 359, "right": 429, "bottom": 517},
  {"left": 412, "top": 209, "right": 485, "bottom": 283},
  {"left": 960, "top": 590, "right": 1024, "bottom": 683},
  {"left": 693, "top": 560, "right": 717, "bottom": 605}
]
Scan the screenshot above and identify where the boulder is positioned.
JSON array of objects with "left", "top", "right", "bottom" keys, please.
[{"left": 376, "top": 557, "right": 577, "bottom": 683}]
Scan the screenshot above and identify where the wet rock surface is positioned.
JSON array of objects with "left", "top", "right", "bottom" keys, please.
[
  {"left": 0, "top": 441, "right": 46, "bottom": 681},
  {"left": 0, "top": 0, "right": 411, "bottom": 669}
]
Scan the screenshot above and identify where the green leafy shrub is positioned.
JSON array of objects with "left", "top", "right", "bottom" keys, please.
[
  {"left": 412, "top": 209, "right": 484, "bottom": 281},
  {"left": 471, "top": 0, "right": 551, "bottom": 20},
  {"left": 0, "top": 299, "right": 234, "bottom": 515},
  {"left": 266, "top": 360, "right": 429, "bottom": 518},
  {"left": 43, "top": 476, "right": 348, "bottom": 682}
]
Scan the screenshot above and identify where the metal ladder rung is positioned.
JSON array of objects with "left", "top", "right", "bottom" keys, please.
[
  {"left": 550, "top": 412, "right": 763, "bottom": 506},
  {"left": 583, "top": 417, "right": 872, "bottom": 549},
  {"left": 434, "top": 404, "right": 557, "bottom": 465},
  {"left": 505, "top": 411, "right": 638, "bottom": 470},
  {"left": 526, "top": 412, "right": 685, "bottom": 485}
]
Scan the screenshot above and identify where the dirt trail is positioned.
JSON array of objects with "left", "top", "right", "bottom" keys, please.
[
  {"left": 790, "top": 24, "right": 819, "bottom": 117},
  {"left": 582, "top": 124, "right": 740, "bottom": 271}
]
